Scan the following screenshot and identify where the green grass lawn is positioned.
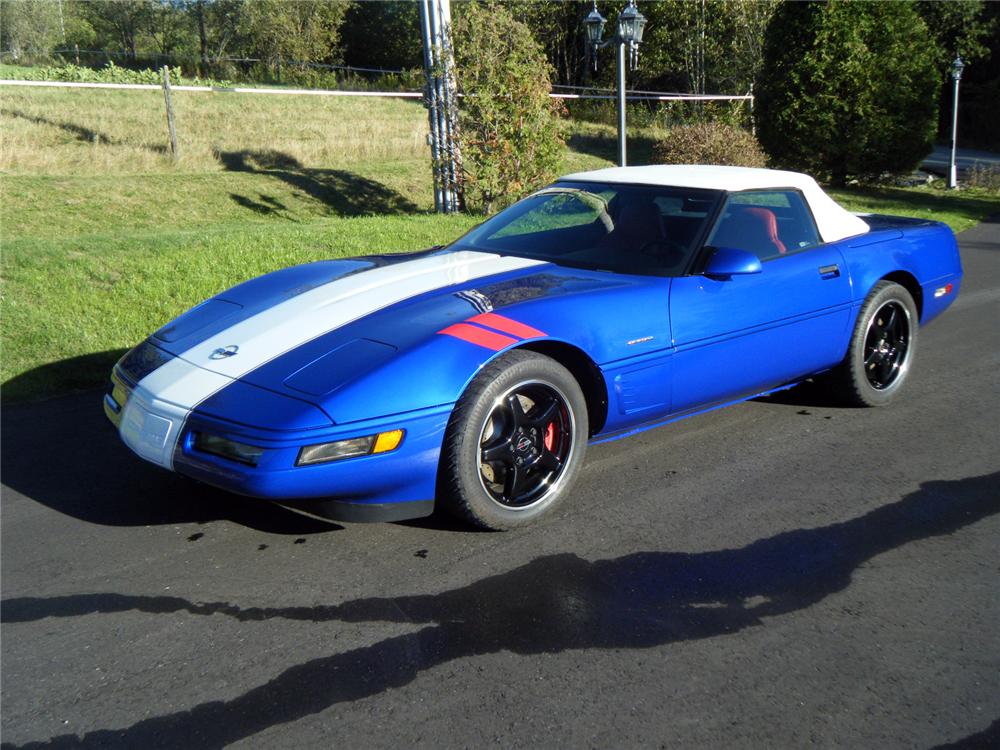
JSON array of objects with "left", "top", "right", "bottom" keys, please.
[
  {"left": 2, "top": 85, "right": 997, "bottom": 403},
  {"left": 828, "top": 184, "right": 999, "bottom": 235},
  {"left": 1, "top": 215, "right": 479, "bottom": 402}
]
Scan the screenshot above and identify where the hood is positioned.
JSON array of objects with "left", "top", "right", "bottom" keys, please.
[
  {"left": 152, "top": 249, "right": 545, "bottom": 372},
  {"left": 150, "top": 249, "right": 668, "bottom": 423}
]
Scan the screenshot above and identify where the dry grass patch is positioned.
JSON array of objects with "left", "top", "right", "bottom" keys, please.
[{"left": 0, "top": 87, "right": 429, "bottom": 174}]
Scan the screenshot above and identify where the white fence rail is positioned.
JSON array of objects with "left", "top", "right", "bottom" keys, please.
[
  {"left": 0, "top": 79, "right": 424, "bottom": 97},
  {"left": 0, "top": 78, "right": 752, "bottom": 103}
]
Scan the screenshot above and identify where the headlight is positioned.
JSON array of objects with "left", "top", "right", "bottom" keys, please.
[
  {"left": 193, "top": 433, "right": 265, "bottom": 466},
  {"left": 296, "top": 429, "right": 404, "bottom": 467}
]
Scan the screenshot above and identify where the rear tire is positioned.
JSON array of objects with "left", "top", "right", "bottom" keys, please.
[
  {"left": 439, "top": 350, "right": 588, "bottom": 530},
  {"left": 828, "top": 281, "right": 918, "bottom": 407}
]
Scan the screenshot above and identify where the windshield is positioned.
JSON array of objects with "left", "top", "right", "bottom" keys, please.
[{"left": 450, "top": 181, "right": 722, "bottom": 276}]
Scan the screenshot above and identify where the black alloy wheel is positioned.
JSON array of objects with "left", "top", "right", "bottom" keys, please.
[
  {"left": 440, "top": 349, "right": 589, "bottom": 530},
  {"left": 862, "top": 300, "right": 910, "bottom": 390},
  {"left": 477, "top": 382, "right": 573, "bottom": 507}
]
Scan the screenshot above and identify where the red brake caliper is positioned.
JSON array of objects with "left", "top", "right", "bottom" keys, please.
[{"left": 543, "top": 422, "right": 555, "bottom": 451}]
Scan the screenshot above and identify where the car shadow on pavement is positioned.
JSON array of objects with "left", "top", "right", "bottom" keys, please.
[
  {"left": 0, "top": 388, "right": 339, "bottom": 535},
  {"left": 750, "top": 378, "right": 852, "bottom": 409},
  {"left": 927, "top": 717, "right": 1000, "bottom": 749},
  {"left": 3, "top": 471, "right": 997, "bottom": 749}
]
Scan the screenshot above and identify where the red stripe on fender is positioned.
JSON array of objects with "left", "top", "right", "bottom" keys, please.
[
  {"left": 438, "top": 323, "right": 518, "bottom": 351},
  {"left": 468, "top": 312, "right": 546, "bottom": 339}
]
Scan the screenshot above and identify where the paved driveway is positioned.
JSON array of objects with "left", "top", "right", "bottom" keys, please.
[
  {"left": 922, "top": 144, "right": 1000, "bottom": 177},
  {"left": 2, "top": 219, "right": 999, "bottom": 749}
]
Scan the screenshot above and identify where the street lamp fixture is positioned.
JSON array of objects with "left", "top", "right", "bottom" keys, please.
[
  {"left": 948, "top": 55, "right": 965, "bottom": 190},
  {"left": 618, "top": 1, "right": 647, "bottom": 68},
  {"left": 584, "top": 0, "right": 647, "bottom": 166},
  {"left": 583, "top": 4, "right": 606, "bottom": 61}
]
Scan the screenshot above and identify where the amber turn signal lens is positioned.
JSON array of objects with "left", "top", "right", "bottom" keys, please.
[{"left": 372, "top": 429, "right": 404, "bottom": 454}]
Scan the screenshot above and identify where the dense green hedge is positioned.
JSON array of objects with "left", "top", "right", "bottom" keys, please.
[{"left": 756, "top": 1, "right": 939, "bottom": 186}]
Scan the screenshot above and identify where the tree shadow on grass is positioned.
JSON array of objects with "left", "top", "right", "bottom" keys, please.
[
  {"left": 1, "top": 108, "right": 167, "bottom": 154},
  {"left": 566, "top": 131, "right": 662, "bottom": 166},
  {"left": 229, "top": 192, "right": 293, "bottom": 218},
  {"left": 3, "top": 471, "right": 997, "bottom": 748},
  {"left": 0, "top": 375, "right": 338, "bottom": 535},
  {"left": 216, "top": 149, "right": 419, "bottom": 217}
]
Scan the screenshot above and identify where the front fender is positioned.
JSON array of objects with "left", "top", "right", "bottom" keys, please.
[{"left": 323, "top": 330, "right": 562, "bottom": 425}]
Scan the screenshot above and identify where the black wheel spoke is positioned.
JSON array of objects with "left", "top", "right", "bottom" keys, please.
[
  {"left": 884, "top": 306, "right": 897, "bottom": 334},
  {"left": 526, "top": 398, "right": 559, "bottom": 430},
  {"left": 537, "top": 449, "right": 562, "bottom": 472},
  {"left": 864, "top": 348, "right": 879, "bottom": 367},
  {"left": 506, "top": 393, "right": 527, "bottom": 427},
  {"left": 877, "top": 357, "right": 893, "bottom": 385},
  {"left": 481, "top": 440, "right": 514, "bottom": 464},
  {"left": 502, "top": 463, "right": 527, "bottom": 501}
]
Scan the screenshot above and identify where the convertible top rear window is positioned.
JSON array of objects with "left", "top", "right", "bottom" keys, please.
[{"left": 450, "top": 181, "right": 722, "bottom": 277}]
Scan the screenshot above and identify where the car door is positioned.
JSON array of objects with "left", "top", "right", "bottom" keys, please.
[{"left": 668, "top": 189, "right": 853, "bottom": 413}]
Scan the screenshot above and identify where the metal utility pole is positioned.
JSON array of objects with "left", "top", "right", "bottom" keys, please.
[{"left": 419, "top": 0, "right": 462, "bottom": 213}]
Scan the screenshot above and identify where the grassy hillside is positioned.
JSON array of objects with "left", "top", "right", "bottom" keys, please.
[{"left": 1, "top": 84, "right": 996, "bottom": 403}]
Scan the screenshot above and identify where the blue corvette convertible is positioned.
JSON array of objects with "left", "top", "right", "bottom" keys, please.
[{"left": 105, "top": 166, "right": 962, "bottom": 529}]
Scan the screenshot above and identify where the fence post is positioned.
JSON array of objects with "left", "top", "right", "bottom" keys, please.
[{"left": 161, "top": 65, "right": 179, "bottom": 162}]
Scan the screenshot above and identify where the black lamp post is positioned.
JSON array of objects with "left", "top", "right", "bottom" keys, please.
[
  {"left": 584, "top": 0, "right": 647, "bottom": 167},
  {"left": 948, "top": 55, "right": 965, "bottom": 190}
]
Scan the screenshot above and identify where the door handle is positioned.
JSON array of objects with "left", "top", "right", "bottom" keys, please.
[{"left": 818, "top": 264, "right": 840, "bottom": 279}]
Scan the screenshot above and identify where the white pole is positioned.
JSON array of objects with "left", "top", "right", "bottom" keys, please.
[
  {"left": 617, "top": 41, "right": 626, "bottom": 167},
  {"left": 948, "top": 72, "right": 961, "bottom": 190}
]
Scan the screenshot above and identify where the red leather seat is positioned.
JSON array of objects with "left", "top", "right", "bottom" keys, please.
[{"left": 713, "top": 205, "right": 787, "bottom": 257}]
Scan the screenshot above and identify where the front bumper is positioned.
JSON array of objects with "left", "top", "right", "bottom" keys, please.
[{"left": 105, "top": 367, "right": 450, "bottom": 522}]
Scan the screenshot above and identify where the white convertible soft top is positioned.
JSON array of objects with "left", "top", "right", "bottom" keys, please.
[{"left": 560, "top": 164, "right": 870, "bottom": 243}]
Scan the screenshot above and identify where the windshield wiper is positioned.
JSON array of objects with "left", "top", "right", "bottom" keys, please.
[{"left": 531, "top": 187, "right": 615, "bottom": 233}]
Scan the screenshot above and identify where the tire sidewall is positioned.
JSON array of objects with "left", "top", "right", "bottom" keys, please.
[{"left": 444, "top": 351, "right": 589, "bottom": 529}]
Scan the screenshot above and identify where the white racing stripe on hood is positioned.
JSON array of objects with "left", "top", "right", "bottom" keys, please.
[{"left": 132, "top": 250, "right": 545, "bottom": 439}]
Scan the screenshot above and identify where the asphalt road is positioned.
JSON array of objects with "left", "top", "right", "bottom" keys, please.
[
  {"left": 922, "top": 145, "right": 1000, "bottom": 178},
  {"left": 3, "top": 218, "right": 999, "bottom": 749}
]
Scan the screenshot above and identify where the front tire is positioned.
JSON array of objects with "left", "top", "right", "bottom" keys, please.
[
  {"left": 439, "top": 350, "right": 588, "bottom": 530},
  {"left": 829, "top": 281, "right": 918, "bottom": 407}
]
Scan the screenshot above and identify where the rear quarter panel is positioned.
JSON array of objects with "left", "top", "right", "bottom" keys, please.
[{"left": 839, "top": 219, "right": 963, "bottom": 324}]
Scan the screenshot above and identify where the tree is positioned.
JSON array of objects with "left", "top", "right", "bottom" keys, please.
[
  {"left": 341, "top": 1, "right": 422, "bottom": 71},
  {"left": 517, "top": 1, "right": 591, "bottom": 89},
  {"left": 83, "top": 0, "right": 151, "bottom": 62},
  {"left": 453, "top": 2, "right": 564, "bottom": 214},
  {"left": 755, "top": 0, "right": 939, "bottom": 186},
  {"left": 0, "top": 0, "right": 64, "bottom": 61},
  {"left": 237, "top": 0, "right": 349, "bottom": 74},
  {"left": 147, "top": 0, "right": 194, "bottom": 58},
  {"left": 199, "top": 0, "right": 244, "bottom": 64},
  {"left": 917, "top": 0, "right": 995, "bottom": 70}
]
